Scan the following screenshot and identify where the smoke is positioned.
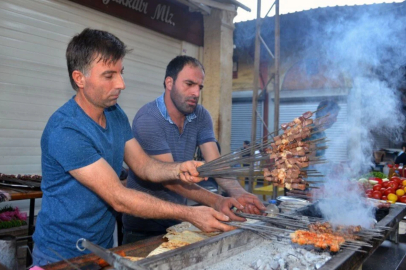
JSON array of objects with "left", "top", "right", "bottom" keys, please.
[{"left": 308, "top": 3, "right": 406, "bottom": 227}]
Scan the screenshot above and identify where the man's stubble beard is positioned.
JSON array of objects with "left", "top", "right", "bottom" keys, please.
[{"left": 170, "top": 84, "right": 198, "bottom": 115}]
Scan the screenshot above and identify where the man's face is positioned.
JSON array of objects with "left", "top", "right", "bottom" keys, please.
[
  {"left": 169, "top": 64, "right": 204, "bottom": 115},
  {"left": 82, "top": 57, "right": 125, "bottom": 109}
]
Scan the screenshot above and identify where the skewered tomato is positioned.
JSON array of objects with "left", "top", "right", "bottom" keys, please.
[
  {"left": 388, "top": 193, "right": 398, "bottom": 202},
  {"left": 382, "top": 181, "right": 390, "bottom": 188},
  {"left": 396, "top": 189, "right": 405, "bottom": 196}
]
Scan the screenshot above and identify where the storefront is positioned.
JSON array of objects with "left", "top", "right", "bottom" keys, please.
[{"left": 0, "top": 0, "right": 241, "bottom": 212}]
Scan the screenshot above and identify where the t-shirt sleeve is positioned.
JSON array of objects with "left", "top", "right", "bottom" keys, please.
[
  {"left": 132, "top": 112, "right": 171, "bottom": 156},
  {"left": 48, "top": 127, "right": 101, "bottom": 172},
  {"left": 197, "top": 108, "right": 216, "bottom": 145}
]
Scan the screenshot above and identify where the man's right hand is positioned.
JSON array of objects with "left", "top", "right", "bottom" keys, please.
[
  {"left": 186, "top": 206, "right": 236, "bottom": 233},
  {"left": 177, "top": 161, "right": 207, "bottom": 184}
]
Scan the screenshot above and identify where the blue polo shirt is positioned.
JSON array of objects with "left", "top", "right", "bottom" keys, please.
[
  {"left": 123, "top": 94, "right": 216, "bottom": 232},
  {"left": 33, "top": 97, "right": 133, "bottom": 260}
]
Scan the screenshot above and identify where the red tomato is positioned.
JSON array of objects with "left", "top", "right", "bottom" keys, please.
[
  {"left": 381, "top": 195, "right": 388, "bottom": 200},
  {"left": 391, "top": 177, "right": 402, "bottom": 184},
  {"left": 380, "top": 188, "right": 386, "bottom": 192},
  {"left": 367, "top": 193, "right": 374, "bottom": 198},
  {"left": 372, "top": 191, "right": 382, "bottom": 199},
  {"left": 384, "top": 188, "right": 395, "bottom": 196},
  {"left": 369, "top": 177, "right": 383, "bottom": 184},
  {"left": 373, "top": 184, "right": 382, "bottom": 191},
  {"left": 388, "top": 164, "right": 393, "bottom": 168},
  {"left": 382, "top": 181, "right": 390, "bottom": 188},
  {"left": 388, "top": 181, "right": 399, "bottom": 190},
  {"left": 400, "top": 196, "right": 406, "bottom": 203}
]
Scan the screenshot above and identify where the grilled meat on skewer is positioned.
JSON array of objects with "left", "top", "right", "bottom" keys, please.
[
  {"left": 308, "top": 222, "right": 361, "bottom": 240},
  {"left": 290, "top": 230, "right": 345, "bottom": 252}
]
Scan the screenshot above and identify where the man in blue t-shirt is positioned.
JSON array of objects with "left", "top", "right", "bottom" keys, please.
[
  {"left": 32, "top": 29, "right": 236, "bottom": 266},
  {"left": 122, "top": 56, "right": 266, "bottom": 244}
]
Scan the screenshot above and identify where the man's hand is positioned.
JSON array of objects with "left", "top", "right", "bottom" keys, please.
[
  {"left": 186, "top": 206, "right": 236, "bottom": 233},
  {"left": 213, "top": 197, "right": 247, "bottom": 222},
  {"left": 177, "top": 161, "right": 206, "bottom": 184},
  {"left": 232, "top": 191, "right": 266, "bottom": 215}
]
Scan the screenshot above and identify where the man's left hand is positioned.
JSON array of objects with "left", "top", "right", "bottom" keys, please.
[
  {"left": 232, "top": 192, "right": 266, "bottom": 215},
  {"left": 213, "top": 197, "right": 247, "bottom": 222}
]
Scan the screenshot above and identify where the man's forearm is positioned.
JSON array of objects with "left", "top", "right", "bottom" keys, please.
[
  {"left": 117, "top": 187, "right": 193, "bottom": 220},
  {"left": 163, "top": 181, "right": 221, "bottom": 208},
  {"left": 124, "top": 139, "right": 180, "bottom": 183},
  {"left": 215, "top": 177, "right": 248, "bottom": 196},
  {"left": 136, "top": 156, "right": 180, "bottom": 182}
]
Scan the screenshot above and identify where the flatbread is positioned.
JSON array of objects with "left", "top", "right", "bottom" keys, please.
[
  {"left": 165, "top": 230, "right": 206, "bottom": 243},
  {"left": 124, "top": 256, "right": 144, "bottom": 262},
  {"left": 161, "top": 241, "right": 190, "bottom": 249},
  {"left": 147, "top": 223, "right": 215, "bottom": 257}
]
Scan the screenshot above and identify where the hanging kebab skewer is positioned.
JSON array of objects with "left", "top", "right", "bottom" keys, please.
[
  {"left": 262, "top": 110, "right": 327, "bottom": 190},
  {"left": 196, "top": 110, "right": 329, "bottom": 191}
]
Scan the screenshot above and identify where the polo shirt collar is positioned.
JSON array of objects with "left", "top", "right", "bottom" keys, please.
[{"left": 156, "top": 94, "right": 197, "bottom": 124}]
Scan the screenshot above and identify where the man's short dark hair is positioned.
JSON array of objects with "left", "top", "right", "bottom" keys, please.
[
  {"left": 66, "top": 28, "right": 131, "bottom": 91},
  {"left": 316, "top": 100, "right": 341, "bottom": 118},
  {"left": 402, "top": 142, "right": 406, "bottom": 149},
  {"left": 164, "top": 55, "right": 205, "bottom": 88},
  {"left": 243, "top": 140, "right": 250, "bottom": 145}
]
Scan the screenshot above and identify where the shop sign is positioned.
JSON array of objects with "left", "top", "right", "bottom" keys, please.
[{"left": 69, "top": 0, "right": 203, "bottom": 46}]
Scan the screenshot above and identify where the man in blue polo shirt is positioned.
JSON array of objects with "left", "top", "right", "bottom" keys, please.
[
  {"left": 123, "top": 56, "right": 266, "bottom": 244},
  {"left": 32, "top": 29, "right": 236, "bottom": 266}
]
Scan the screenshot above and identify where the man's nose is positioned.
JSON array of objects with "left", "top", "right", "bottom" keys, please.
[
  {"left": 191, "top": 85, "right": 200, "bottom": 97},
  {"left": 117, "top": 74, "right": 126, "bottom": 90}
]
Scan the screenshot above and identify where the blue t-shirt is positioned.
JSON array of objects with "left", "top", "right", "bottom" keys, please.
[
  {"left": 33, "top": 97, "right": 133, "bottom": 260},
  {"left": 123, "top": 94, "right": 216, "bottom": 232}
]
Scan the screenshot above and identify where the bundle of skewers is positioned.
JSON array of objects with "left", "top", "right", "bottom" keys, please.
[
  {"left": 197, "top": 109, "right": 330, "bottom": 191},
  {"left": 226, "top": 211, "right": 390, "bottom": 254}
]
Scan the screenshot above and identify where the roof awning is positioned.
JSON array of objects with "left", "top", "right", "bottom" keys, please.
[{"left": 177, "top": 0, "right": 251, "bottom": 15}]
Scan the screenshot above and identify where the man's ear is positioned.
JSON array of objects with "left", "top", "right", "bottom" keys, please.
[
  {"left": 72, "top": 70, "right": 85, "bottom": 89},
  {"left": 165, "top": 76, "right": 173, "bottom": 91}
]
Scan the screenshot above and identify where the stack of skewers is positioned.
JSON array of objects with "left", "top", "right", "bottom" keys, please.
[{"left": 197, "top": 110, "right": 330, "bottom": 191}]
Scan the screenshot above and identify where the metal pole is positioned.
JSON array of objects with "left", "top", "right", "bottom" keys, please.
[
  {"left": 249, "top": 0, "right": 261, "bottom": 193},
  {"left": 272, "top": 0, "right": 280, "bottom": 199}
]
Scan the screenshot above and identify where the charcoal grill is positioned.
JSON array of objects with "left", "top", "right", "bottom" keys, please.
[{"left": 133, "top": 202, "right": 406, "bottom": 270}]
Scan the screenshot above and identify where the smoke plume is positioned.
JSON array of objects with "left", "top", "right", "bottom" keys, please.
[{"left": 308, "top": 3, "right": 406, "bottom": 226}]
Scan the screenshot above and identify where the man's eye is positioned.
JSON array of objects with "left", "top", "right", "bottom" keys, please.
[{"left": 105, "top": 75, "right": 113, "bottom": 79}]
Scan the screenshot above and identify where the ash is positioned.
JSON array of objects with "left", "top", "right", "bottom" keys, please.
[{"left": 191, "top": 240, "right": 331, "bottom": 270}]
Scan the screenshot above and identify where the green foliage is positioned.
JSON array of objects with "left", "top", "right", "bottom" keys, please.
[
  {"left": 361, "top": 171, "right": 387, "bottom": 179},
  {"left": 0, "top": 220, "right": 27, "bottom": 229}
]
